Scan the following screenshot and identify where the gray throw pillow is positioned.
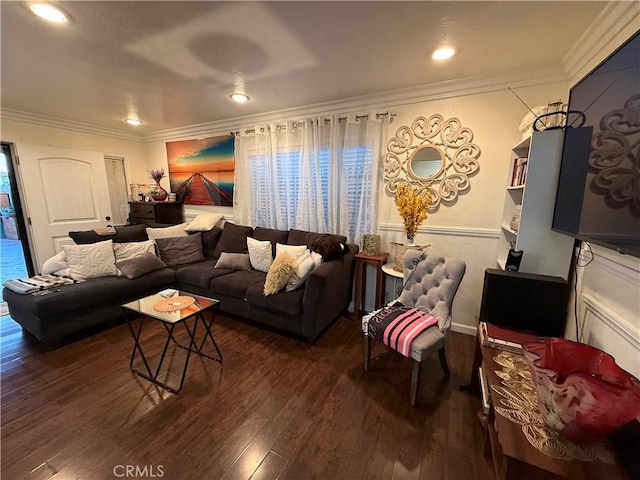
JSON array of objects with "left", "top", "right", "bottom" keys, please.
[
  {"left": 117, "top": 252, "right": 166, "bottom": 279},
  {"left": 214, "top": 252, "right": 252, "bottom": 270},
  {"left": 155, "top": 233, "right": 205, "bottom": 267}
]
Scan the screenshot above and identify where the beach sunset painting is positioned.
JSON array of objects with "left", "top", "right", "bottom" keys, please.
[{"left": 166, "top": 135, "right": 235, "bottom": 206}]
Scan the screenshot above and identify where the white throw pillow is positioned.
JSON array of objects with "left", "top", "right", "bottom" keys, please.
[
  {"left": 310, "top": 251, "right": 323, "bottom": 268},
  {"left": 286, "top": 249, "right": 316, "bottom": 291},
  {"left": 185, "top": 213, "right": 223, "bottom": 232},
  {"left": 247, "top": 237, "right": 273, "bottom": 273},
  {"left": 275, "top": 243, "right": 307, "bottom": 259},
  {"left": 113, "top": 240, "right": 155, "bottom": 262},
  {"left": 146, "top": 222, "right": 189, "bottom": 240},
  {"left": 42, "top": 251, "right": 69, "bottom": 275},
  {"left": 62, "top": 240, "right": 117, "bottom": 280}
]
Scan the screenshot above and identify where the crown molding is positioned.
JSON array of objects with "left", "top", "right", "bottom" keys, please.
[
  {"left": 563, "top": 2, "right": 640, "bottom": 84},
  {"left": 141, "top": 67, "right": 567, "bottom": 143},
  {"left": 0, "top": 108, "right": 143, "bottom": 142}
]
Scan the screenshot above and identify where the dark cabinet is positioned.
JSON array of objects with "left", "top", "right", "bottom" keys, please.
[{"left": 128, "top": 202, "right": 183, "bottom": 227}]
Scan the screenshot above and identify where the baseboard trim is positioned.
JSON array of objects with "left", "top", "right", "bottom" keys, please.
[{"left": 451, "top": 322, "right": 476, "bottom": 336}]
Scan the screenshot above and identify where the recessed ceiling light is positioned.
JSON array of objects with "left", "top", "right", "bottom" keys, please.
[
  {"left": 432, "top": 47, "right": 456, "bottom": 61},
  {"left": 230, "top": 93, "right": 250, "bottom": 104},
  {"left": 28, "top": 2, "right": 68, "bottom": 23},
  {"left": 126, "top": 118, "right": 142, "bottom": 126}
]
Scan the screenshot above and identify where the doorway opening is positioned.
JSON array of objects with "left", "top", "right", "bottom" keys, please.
[{"left": 1, "top": 143, "right": 33, "bottom": 293}]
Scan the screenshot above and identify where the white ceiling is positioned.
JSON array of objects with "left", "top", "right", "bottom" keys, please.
[{"left": 1, "top": 1, "right": 608, "bottom": 135}]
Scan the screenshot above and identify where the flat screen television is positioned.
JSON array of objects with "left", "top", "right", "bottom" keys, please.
[
  {"left": 552, "top": 30, "right": 640, "bottom": 257},
  {"left": 479, "top": 269, "right": 570, "bottom": 337}
]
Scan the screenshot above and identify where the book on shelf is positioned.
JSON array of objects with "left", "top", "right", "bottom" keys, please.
[
  {"left": 479, "top": 321, "right": 542, "bottom": 353},
  {"left": 509, "top": 205, "right": 522, "bottom": 232},
  {"left": 510, "top": 157, "right": 528, "bottom": 187}
]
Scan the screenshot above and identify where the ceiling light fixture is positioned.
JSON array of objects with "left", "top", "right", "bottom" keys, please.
[
  {"left": 432, "top": 47, "right": 456, "bottom": 61},
  {"left": 126, "top": 118, "right": 142, "bottom": 126},
  {"left": 229, "top": 93, "right": 250, "bottom": 104},
  {"left": 28, "top": 2, "right": 68, "bottom": 23}
]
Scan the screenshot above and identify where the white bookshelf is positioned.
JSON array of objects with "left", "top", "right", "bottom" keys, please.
[{"left": 496, "top": 130, "right": 574, "bottom": 279}]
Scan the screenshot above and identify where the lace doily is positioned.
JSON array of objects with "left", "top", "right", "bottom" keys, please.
[{"left": 491, "top": 350, "right": 615, "bottom": 463}]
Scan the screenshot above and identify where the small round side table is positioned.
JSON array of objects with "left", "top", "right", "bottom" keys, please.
[{"left": 381, "top": 263, "right": 404, "bottom": 303}]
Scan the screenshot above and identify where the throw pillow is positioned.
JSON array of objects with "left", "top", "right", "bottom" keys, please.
[
  {"left": 185, "top": 213, "right": 224, "bottom": 232},
  {"left": 200, "top": 227, "right": 223, "bottom": 257},
  {"left": 214, "top": 252, "right": 252, "bottom": 270},
  {"left": 146, "top": 222, "right": 189, "bottom": 241},
  {"left": 212, "top": 222, "right": 253, "bottom": 258},
  {"left": 285, "top": 249, "right": 317, "bottom": 291},
  {"left": 62, "top": 240, "right": 117, "bottom": 280},
  {"left": 68, "top": 224, "right": 148, "bottom": 244},
  {"left": 41, "top": 251, "right": 69, "bottom": 275},
  {"left": 275, "top": 242, "right": 307, "bottom": 259},
  {"left": 247, "top": 237, "right": 273, "bottom": 273},
  {"left": 155, "top": 233, "right": 204, "bottom": 267},
  {"left": 113, "top": 240, "right": 155, "bottom": 262},
  {"left": 264, "top": 252, "right": 295, "bottom": 295},
  {"left": 311, "top": 234, "right": 349, "bottom": 261},
  {"left": 253, "top": 226, "right": 289, "bottom": 257},
  {"left": 116, "top": 252, "right": 166, "bottom": 279}
]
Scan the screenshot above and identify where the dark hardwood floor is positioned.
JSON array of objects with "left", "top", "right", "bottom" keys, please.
[{"left": 1, "top": 311, "right": 493, "bottom": 480}]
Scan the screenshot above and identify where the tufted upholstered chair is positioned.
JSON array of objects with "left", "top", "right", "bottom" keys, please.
[{"left": 362, "top": 249, "right": 466, "bottom": 406}]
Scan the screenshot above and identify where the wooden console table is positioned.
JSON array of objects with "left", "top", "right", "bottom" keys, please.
[{"left": 478, "top": 340, "right": 629, "bottom": 480}]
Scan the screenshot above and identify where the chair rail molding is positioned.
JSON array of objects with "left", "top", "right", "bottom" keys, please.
[{"left": 379, "top": 222, "right": 499, "bottom": 239}]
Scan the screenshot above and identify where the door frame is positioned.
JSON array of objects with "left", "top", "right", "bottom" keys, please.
[{"left": 1, "top": 142, "right": 35, "bottom": 276}]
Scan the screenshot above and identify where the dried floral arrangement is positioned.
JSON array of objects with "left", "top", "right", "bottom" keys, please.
[
  {"left": 394, "top": 184, "right": 432, "bottom": 240},
  {"left": 149, "top": 168, "right": 165, "bottom": 182}
]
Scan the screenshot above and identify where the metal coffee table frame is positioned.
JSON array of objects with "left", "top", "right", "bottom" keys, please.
[{"left": 122, "top": 292, "right": 222, "bottom": 393}]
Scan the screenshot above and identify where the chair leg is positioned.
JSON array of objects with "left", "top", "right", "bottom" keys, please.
[
  {"left": 410, "top": 360, "right": 420, "bottom": 407},
  {"left": 364, "top": 335, "right": 371, "bottom": 372},
  {"left": 438, "top": 346, "right": 450, "bottom": 378}
]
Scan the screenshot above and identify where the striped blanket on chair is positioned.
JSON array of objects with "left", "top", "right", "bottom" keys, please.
[{"left": 367, "top": 303, "right": 438, "bottom": 357}]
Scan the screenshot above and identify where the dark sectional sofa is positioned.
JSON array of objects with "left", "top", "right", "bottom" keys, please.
[{"left": 3, "top": 223, "right": 358, "bottom": 344}]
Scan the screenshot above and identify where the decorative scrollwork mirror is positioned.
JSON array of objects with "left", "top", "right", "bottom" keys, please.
[{"left": 383, "top": 114, "right": 481, "bottom": 210}]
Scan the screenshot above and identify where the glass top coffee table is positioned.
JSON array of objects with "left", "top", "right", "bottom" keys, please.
[{"left": 121, "top": 289, "right": 221, "bottom": 393}]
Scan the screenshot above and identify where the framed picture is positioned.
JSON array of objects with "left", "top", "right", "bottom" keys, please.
[
  {"left": 129, "top": 183, "right": 153, "bottom": 202},
  {"left": 165, "top": 135, "right": 235, "bottom": 206}
]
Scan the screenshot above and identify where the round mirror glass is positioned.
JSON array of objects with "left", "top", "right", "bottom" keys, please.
[{"left": 409, "top": 146, "right": 444, "bottom": 179}]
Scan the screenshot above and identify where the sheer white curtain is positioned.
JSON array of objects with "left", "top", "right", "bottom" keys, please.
[{"left": 234, "top": 113, "right": 388, "bottom": 245}]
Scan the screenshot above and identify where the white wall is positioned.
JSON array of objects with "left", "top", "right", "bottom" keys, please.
[
  {"left": 1, "top": 117, "right": 148, "bottom": 191},
  {"left": 376, "top": 82, "right": 568, "bottom": 334}
]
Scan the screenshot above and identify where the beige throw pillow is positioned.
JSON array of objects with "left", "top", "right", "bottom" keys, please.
[
  {"left": 185, "top": 213, "right": 224, "bottom": 232},
  {"left": 62, "top": 240, "right": 117, "bottom": 280},
  {"left": 146, "top": 222, "right": 189, "bottom": 240},
  {"left": 285, "top": 249, "right": 316, "bottom": 291},
  {"left": 247, "top": 237, "right": 273, "bottom": 273}
]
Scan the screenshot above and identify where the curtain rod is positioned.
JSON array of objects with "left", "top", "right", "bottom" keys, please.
[{"left": 231, "top": 111, "right": 395, "bottom": 136}]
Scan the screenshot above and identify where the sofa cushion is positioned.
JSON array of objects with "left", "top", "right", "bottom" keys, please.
[
  {"left": 200, "top": 227, "right": 223, "bottom": 258},
  {"left": 310, "top": 234, "right": 350, "bottom": 261},
  {"left": 264, "top": 252, "right": 295, "bottom": 295},
  {"left": 146, "top": 222, "right": 189, "bottom": 240},
  {"left": 209, "top": 270, "right": 266, "bottom": 298},
  {"left": 113, "top": 240, "right": 156, "bottom": 263},
  {"left": 116, "top": 252, "right": 166, "bottom": 279},
  {"left": 247, "top": 237, "right": 273, "bottom": 272},
  {"left": 7, "top": 268, "right": 176, "bottom": 317},
  {"left": 212, "top": 222, "right": 253, "bottom": 258},
  {"left": 155, "top": 233, "right": 204, "bottom": 267},
  {"left": 246, "top": 283, "right": 304, "bottom": 316},
  {"left": 253, "top": 226, "right": 289, "bottom": 257},
  {"left": 63, "top": 240, "right": 118, "bottom": 280},
  {"left": 214, "top": 252, "right": 252, "bottom": 270},
  {"left": 175, "top": 259, "right": 231, "bottom": 288},
  {"left": 185, "top": 213, "right": 223, "bottom": 232},
  {"left": 285, "top": 250, "right": 316, "bottom": 291},
  {"left": 287, "top": 229, "right": 347, "bottom": 248},
  {"left": 69, "top": 224, "right": 148, "bottom": 244}
]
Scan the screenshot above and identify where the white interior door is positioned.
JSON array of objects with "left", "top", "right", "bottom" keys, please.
[{"left": 15, "top": 144, "right": 112, "bottom": 270}]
